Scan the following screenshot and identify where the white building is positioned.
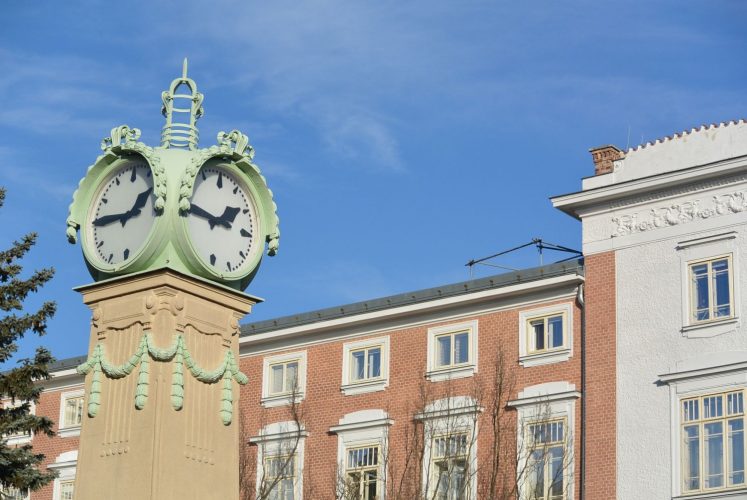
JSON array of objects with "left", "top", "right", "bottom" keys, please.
[{"left": 553, "top": 120, "right": 747, "bottom": 499}]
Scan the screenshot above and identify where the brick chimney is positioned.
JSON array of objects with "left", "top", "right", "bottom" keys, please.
[{"left": 589, "top": 145, "right": 624, "bottom": 175}]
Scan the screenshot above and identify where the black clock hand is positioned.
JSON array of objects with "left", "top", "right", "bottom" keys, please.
[
  {"left": 189, "top": 204, "right": 224, "bottom": 229},
  {"left": 92, "top": 212, "right": 129, "bottom": 227},
  {"left": 119, "top": 187, "right": 154, "bottom": 226},
  {"left": 215, "top": 206, "right": 241, "bottom": 227}
]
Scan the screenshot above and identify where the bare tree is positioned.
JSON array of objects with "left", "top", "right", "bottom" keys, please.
[{"left": 241, "top": 383, "right": 307, "bottom": 500}]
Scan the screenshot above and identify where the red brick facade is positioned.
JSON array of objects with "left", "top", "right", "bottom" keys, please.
[{"left": 581, "top": 252, "right": 616, "bottom": 500}]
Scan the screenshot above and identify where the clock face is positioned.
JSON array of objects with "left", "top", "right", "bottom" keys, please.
[
  {"left": 86, "top": 159, "right": 157, "bottom": 267},
  {"left": 186, "top": 165, "right": 258, "bottom": 275}
]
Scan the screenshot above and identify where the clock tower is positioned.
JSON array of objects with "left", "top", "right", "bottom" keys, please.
[{"left": 65, "top": 61, "right": 279, "bottom": 499}]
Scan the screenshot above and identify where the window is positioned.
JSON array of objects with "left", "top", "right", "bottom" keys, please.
[
  {"left": 689, "top": 256, "right": 733, "bottom": 324},
  {"left": 518, "top": 304, "right": 573, "bottom": 367},
  {"left": 432, "top": 433, "right": 469, "bottom": 500},
  {"left": 526, "top": 420, "right": 566, "bottom": 500},
  {"left": 59, "top": 480, "right": 75, "bottom": 500},
  {"left": 264, "top": 454, "right": 296, "bottom": 500},
  {"left": 270, "top": 360, "right": 299, "bottom": 396},
  {"left": 341, "top": 337, "right": 390, "bottom": 395},
  {"left": 426, "top": 321, "right": 478, "bottom": 382},
  {"left": 681, "top": 390, "right": 745, "bottom": 494},
  {"left": 58, "top": 389, "right": 84, "bottom": 437},
  {"left": 2, "top": 401, "right": 34, "bottom": 445},
  {"left": 0, "top": 487, "right": 28, "bottom": 500},
  {"left": 262, "top": 352, "right": 307, "bottom": 407},
  {"left": 345, "top": 445, "right": 380, "bottom": 499},
  {"left": 527, "top": 314, "right": 565, "bottom": 354}
]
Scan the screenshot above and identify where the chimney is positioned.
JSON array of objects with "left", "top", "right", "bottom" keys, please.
[{"left": 589, "top": 145, "right": 624, "bottom": 175}]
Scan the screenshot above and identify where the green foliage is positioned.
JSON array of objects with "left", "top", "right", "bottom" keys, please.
[{"left": 0, "top": 187, "right": 57, "bottom": 493}]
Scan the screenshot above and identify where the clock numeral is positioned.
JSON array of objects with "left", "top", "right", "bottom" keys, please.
[
  {"left": 147, "top": 170, "right": 152, "bottom": 177},
  {"left": 226, "top": 261, "right": 232, "bottom": 271},
  {"left": 233, "top": 186, "right": 238, "bottom": 194},
  {"left": 201, "top": 170, "right": 206, "bottom": 181},
  {"left": 108, "top": 253, "right": 113, "bottom": 263},
  {"left": 240, "top": 228, "right": 252, "bottom": 238},
  {"left": 115, "top": 177, "right": 120, "bottom": 186},
  {"left": 239, "top": 250, "right": 245, "bottom": 259},
  {"left": 210, "top": 254, "right": 216, "bottom": 266},
  {"left": 102, "top": 198, "right": 108, "bottom": 204},
  {"left": 217, "top": 172, "right": 223, "bottom": 189},
  {"left": 242, "top": 209, "right": 249, "bottom": 214},
  {"left": 130, "top": 167, "right": 137, "bottom": 183},
  {"left": 124, "top": 248, "right": 130, "bottom": 260},
  {"left": 97, "top": 241, "right": 104, "bottom": 248}
]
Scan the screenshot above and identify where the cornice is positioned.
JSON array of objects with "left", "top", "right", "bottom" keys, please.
[{"left": 552, "top": 155, "right": 747, "bottom": 219}]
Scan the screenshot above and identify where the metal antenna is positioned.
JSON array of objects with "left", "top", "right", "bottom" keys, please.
[{"left": 466, "top": 239, "right": 582, "bottom": 278}]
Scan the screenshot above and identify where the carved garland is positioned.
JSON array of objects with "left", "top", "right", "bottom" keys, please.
[
  {"left": 612, "top": 189, "right": 747, "bottom": 237},
  {"left": 77, "top": 332, "right": 248, "bottom": 425}
]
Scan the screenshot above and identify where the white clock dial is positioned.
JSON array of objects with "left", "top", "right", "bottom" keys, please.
[
  {"left": 186, "top": 166, "right": 258, "bottom": 274},
  {"left": 86, "top": 160, "right": 157, "bottom": 266}
]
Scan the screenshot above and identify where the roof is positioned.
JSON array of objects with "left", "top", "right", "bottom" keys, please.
[
  {"left": 43, "top": 260, "right": 584, "bottom": 372},
  {"left": 240, "top": 259, "right": 584, "bottom": 337}
]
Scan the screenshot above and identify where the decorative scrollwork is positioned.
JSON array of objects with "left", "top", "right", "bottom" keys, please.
[
  {"left": 217, "top": 130, "right": 254, "bottom": 158},
  {"left": 101, "top": 125, "right": 142, "bottom": 151}
]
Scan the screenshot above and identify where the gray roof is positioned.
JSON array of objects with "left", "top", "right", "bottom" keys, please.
[
  {"left": 44, "top": 259, "right": 584, "bottom": 372},
  {"left": 240, "top": 259, "right": 584, "bottom": 337}
]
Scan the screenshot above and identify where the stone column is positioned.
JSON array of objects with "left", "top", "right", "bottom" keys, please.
[{"left": 73, "top": 270, "right": 256, "bottom": 500}]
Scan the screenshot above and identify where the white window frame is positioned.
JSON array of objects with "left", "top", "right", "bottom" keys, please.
[
  {"left": 426, "top": 320, "right": 478, "bottom": 382},
  {"left": 341, "top": 336, "right": 390, "bottom": 396},
  {"left": 261, "top": 351, "right": 307, "bottom": 408},
  {"left": 660, "top": 353, "right": 747, "bottom": 498},
  {"left": 508, "top": 382, "right": 578, "bottom": 500},
  {"left": 678, "top": 232, "right": 741, "bottom": 338},
  {"left": 47, "top": 450, "right": 77, "bottom": 500},
  {"left": 417, "top": 396, "right": 480, "bottom": 500},
  {"left": 2, "top": 400, "right": 35, "bottom": 446},
  {"left": 330, "top": 409, "right": 393, "bottom": 500},
  {"left": 518, "top": 303, "right": 573, "bottom": 368},
  {"left": 0, "top": 486, "right": 28, "bottom": 500},
  {"left": 250, "top": 421, "right": 307, "bottom": 500},
  {"left": 58, "top": 388, "right": 85, "bottom": 438}
]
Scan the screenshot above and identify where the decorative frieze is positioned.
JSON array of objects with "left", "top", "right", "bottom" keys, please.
[{"left": 612, "top": 189, "right": 747, "bottom": 237}]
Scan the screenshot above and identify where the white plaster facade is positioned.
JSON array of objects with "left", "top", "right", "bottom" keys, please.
[{"left": 554, "top": 120, "right": 747, "bottom": 499}]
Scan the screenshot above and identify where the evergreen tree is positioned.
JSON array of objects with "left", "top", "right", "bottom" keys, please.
[{"left": 0, "top": 187, "right": 57, "bottom": 494}]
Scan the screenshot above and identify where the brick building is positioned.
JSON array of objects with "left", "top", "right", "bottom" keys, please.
[{"left": 11, "top": 119, "right": 747, "bottom": 500}]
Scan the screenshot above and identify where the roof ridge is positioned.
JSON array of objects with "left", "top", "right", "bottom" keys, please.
[{"left": 626, "top": 119, "right": 747, "bottom": 154}]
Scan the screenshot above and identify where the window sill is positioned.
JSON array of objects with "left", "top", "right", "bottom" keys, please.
[
  {"left": 519, "top": 348, "right": 572, "bottom": 368},
  {"left": 260, "top": 393, "right": 305, "bottom": 408},
  {"left": 673, "top": 487, "right": 747, "bottom": 499},
  {"left": 58, "top": 426, "right": 81, "bottom": 438},
  {"left": 681, "top": 317, "right": 739, "bottom": 339},
  {"left": 341, "top": 379, "right": 388, "bottom": 396},
  {"left": 4, "top": 434, "right": 32, "bottom": 446},
  {"left": 426, "top": 365, "right": 475, "bottom": 382}
]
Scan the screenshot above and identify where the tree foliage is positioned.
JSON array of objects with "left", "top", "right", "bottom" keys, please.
[{"left": 0, "top": 187, "right": 57, "bottom": 493}]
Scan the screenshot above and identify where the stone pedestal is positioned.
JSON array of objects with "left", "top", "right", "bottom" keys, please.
[{"left": 73, "top": 270, "right": 257, "bottom": 500}]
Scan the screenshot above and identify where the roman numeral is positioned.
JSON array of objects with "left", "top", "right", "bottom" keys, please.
[{"left": 240, "top": 229, "right": 252, "bottom": 238}]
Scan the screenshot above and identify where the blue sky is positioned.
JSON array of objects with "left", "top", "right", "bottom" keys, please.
[{"left": 1, "top": 1, "right": 745, "bottom": 363}]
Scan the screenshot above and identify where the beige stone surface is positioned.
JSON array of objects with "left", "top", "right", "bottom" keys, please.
[{"left": 73, "top": 270, "right": 256, "bottom": 500}]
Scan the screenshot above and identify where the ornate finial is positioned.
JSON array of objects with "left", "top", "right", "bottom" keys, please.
[{"left": 161, "top": 58, "right": 204, "bottom": 150}]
